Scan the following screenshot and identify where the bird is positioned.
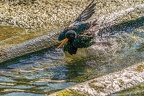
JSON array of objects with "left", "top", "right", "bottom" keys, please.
[{"left": 57, "top": 0, "right": 98, "bottom": 55}]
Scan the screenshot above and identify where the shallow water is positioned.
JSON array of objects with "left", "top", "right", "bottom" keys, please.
[
  {"left": 0, "top": 48, "right": 77, "bottom": 95},
  {"left": 0, "top": 25, "right": 144, "bottom": 95}
]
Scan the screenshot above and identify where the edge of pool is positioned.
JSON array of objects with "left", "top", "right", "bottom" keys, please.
[{"left": 49, "top": 62, "right": 144, "bottom": 96}]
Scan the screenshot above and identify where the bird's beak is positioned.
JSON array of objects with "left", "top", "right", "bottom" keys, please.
[{"left": 57, "top": 38, "right": 69, "bottom": 48}]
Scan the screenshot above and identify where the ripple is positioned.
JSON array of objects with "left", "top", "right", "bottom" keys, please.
[
  {"left": 0, "top": 76, "right": 15, "bottom": 82},
  {"left": 44, "top": 48, "right": 65, "bottom": 60},
  {"left": 2, "top": 92, "right": 44, "bottom": 96},
  {"left": 47, "top": 82, "right": 77, "bottom": 90},
  {"left": 7, "top": 63, "right": 33, "bottom": 69},
  {"left": 12, "top": 85, "right": 34, "bottom": 89}
]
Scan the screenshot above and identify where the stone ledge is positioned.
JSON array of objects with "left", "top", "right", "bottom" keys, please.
[{"left": 50, "top": 62, "right": 144, "bottom": 96}]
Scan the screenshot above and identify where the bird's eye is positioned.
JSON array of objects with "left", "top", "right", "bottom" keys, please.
[
  {"left": 65, "top": 30, "right": 77, "bottom": 39},
  {"left": 70, "top": 34, "right": 73, "bottom": 37}
]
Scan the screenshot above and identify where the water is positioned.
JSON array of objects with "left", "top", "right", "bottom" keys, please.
[
  {"left": 0, "top": 48, "right": 78, "bottom": 95},
  {"left": 0, "top": 47, "right": 100, "bottom": 95},
  {"left": 0, "top": 25, "right": 144, "bottom": 95}
]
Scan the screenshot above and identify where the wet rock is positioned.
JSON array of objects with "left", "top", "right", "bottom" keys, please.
[{"left": 50, "top": 62, "right": 144, "bottom": 96}]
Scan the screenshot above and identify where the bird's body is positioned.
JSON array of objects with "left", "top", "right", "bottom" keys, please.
[{"left": 57, "top": 0, "right": 98, "bottom": 55}]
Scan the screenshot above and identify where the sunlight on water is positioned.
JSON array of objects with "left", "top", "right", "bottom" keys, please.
[{"left": 0, "top": 48, "right": 79, "bottom": 95}]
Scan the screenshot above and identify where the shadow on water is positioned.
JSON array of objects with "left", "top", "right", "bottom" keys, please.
[
  {"left": 0, "top": 17, "right": 144, "bottom": 95},
  {"left": 0, "top": 48, "right": 50, "bottom": 69},
  {"left": 98, "top": 16, "right": 144, "bottom": 36}
]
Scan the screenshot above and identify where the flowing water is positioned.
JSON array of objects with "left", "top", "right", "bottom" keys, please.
[{"left": 0, "top": 24, "right": 144, "bottom": 95}]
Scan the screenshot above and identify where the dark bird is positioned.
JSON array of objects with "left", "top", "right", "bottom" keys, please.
[{"left": 57, "top": 0, "right": 98, "bottom": 55}]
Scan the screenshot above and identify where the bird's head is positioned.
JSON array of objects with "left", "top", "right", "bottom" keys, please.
[
  {"left": 65, "top": 30, "right": 77, "bottom": 40},
  {"left": 57, "top": 30, "right": 77, "bottom": 49}
]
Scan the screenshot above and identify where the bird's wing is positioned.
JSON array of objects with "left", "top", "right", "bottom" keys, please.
[
  {"left": 58, "top": 0, "right": 96, "bottom": 41},
  {"left": 74, "top": 0, "right": 96, "bottom": 22},
  {"left": 68, "top": 0, "right": 96, "bottom": 29}
]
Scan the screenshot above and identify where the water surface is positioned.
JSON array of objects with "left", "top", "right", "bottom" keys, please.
[{"left": 0, "top": 25, "right": 144, "bottom": 96}]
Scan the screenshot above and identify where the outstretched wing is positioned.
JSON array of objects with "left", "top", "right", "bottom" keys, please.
[
  {"left": 58, "top": 0, "right": 96, "bottom": 41},
  {"left": 74, "top": 0, "right": 96, "bottom": 22},
  {"left": 68, "top": 0, "right": 96, "bottom": 31}
]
